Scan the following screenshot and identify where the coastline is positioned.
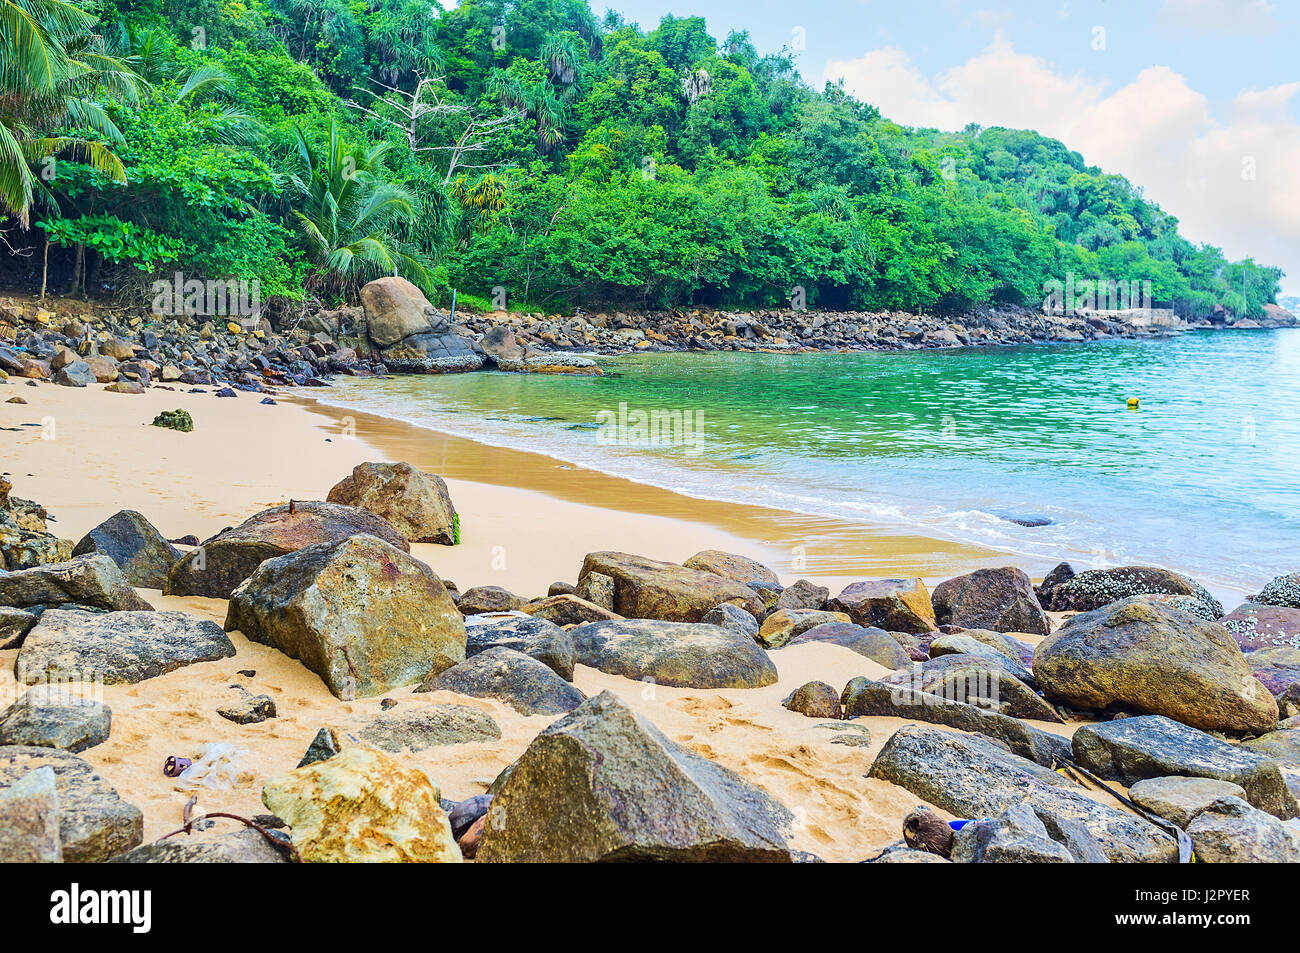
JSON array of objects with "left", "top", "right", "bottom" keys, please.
[{"left": 0, "top": 377, "right": 1006, "bottom": 599}]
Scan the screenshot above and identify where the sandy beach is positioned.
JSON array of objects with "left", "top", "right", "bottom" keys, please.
[{"left": 0, "top": 377, "right": 1108, "bottom": 861}]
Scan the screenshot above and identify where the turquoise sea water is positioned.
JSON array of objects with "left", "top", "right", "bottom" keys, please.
[{"left": 313, "top": 329, "right": 1300, "bottom": 597}]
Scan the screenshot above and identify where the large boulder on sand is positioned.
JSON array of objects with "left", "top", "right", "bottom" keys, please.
[
  {"left": 416, "top": 646, "right": 586, "bottom": 715},
  {"left": 0, "top": 746, "right": 143, "bottom": 862},
  {"left": 867, "top": 724, "right": 1176, "bottom": 863},
  {"left": 0, "top": 684, "right": 112, "bottom": 752},
  {"left": 1043, "top": 565, "right": 1222, "bottom": 619},
  {"left": 577, "top": 551, "right": 764, "bottom": 622},
  {"left": 827, "top": 578, "right": 936, "bottom": 633},
  {"left": 360, "top": 277, "right": 482, "bottom": 374},
  {"left": 570, "top": 618, "right": 777, "bottom": 689},
  {"left": 326, "top": 462, "right": 458, "bottom": 545},
  {"left": 226, "top": 534, "right": 463, "bottom": 699},
  {"left": 166, "top": 501, "right": 409, "bottom": 599},
  {"left": 477, "top": 692, "right": 793, "bottom": 862},
  {"left": 16, "top": 609, "right": 235, "bottom": 685},
  {"left": 1071, "top": 715, "right": 1296, "bottom": 820},
  {"left": 71, "top": 510, "right": 181, "bottom": 590},
  {"left": 0, "top": 554, "right": 152, "bottom": 611},
  {"left": 1032, "top": 596, "right": 1277, "bottom": 734},
  {"left": 262, "top": 744, "right": 461, "bottom": 862},
  {"left": 931, "top": 567, "right": 1049, "bottom": 634}
]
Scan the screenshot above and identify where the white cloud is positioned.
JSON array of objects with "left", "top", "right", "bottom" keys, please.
[{"left": 824, "top": 36, "right": 1300, "bottom": 292}]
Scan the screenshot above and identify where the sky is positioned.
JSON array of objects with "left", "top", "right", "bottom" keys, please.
[{"left": 599, "top": 0, "right": 1300, "bottom": 295}]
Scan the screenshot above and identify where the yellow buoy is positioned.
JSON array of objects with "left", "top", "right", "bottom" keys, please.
[{"left": 1127, "top": 397, "right": 1140, "bottom": 409}]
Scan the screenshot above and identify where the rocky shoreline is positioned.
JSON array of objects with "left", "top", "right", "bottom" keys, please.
[
  {"left": 3, "top": 279, "right": 1294, "bottom": 397},
  {"left": 1, "top": 462, "right": 1298, "bottom": 863}
]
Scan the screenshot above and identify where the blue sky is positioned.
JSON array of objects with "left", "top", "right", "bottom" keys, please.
[{"left": 599, "top": 0, "right": 1300, "bottom": 294}]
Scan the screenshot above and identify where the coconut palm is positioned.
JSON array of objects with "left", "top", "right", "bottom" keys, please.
[
  {"left": 287, "top": 118, "right": 430, "bottom": 291},
  {"left": 1, "top": 0, "right": 144, "bottom": 225}
]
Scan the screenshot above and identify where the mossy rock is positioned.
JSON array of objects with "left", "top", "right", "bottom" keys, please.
[{"left": 151, "top": 409, "right": 193, "bottom": 432}]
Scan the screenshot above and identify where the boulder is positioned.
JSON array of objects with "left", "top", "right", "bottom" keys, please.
[
  {"left": 0, "top": 684, "right": 111, "bottom": 752},
  {"left": 879, "top": 653, "right": 1061, "bottom": 723},
  {"left": 16, "top": 609, "right": 235, "bottom": 686},
  {"left": 1220, "top": 603, "right": 1300, "bottom": 652},
  {"left": 350, "top": 705, "right": 501, "bottom": 752},
  {"left": 520, "top": 593, "right": 621, "bottom": 626},
  {"left": 71, "top": 510, "right": 181, "bottom": 590},
  {"left": 1072, "top": 716, "right": 1295, "bottom": 819},
  {"left": 457, "top": 585, "right": 525, "bottom": 615},
  {"left": 781, "top": 681, "right": 842, "bottom": 719},
  {"left": 0, "top": 766, "right": 61, "bottom": 862},
  {"left": 1033, "top": 596, "right": 1277, "bottom": 734},
  {"left": 0, "top": 606, "right": 37, "bottom": 649},
  {"left": 841, "top": 676, "right": 1069, "bottom": 767},
  {"left": 477, "top": 692, "right": 793, "bottom": 862},
  {"left": 53, "top": 360, "right": 95, "bottom": 387},
  {"left": 932, "top": 567, "right": 1049, "bottom": 634},
  {"left": 775, "top": 579, "right": 830, "bottom": 611},
  {"left": 112, "top": 828, "right": 289, "bottom": 863},
  {"left": 1247, "top": 647, "right": 1300, "bottom": 697},
  {"left": 577, "top": 551, "right": 764, "bottom": 622},
  {"left": 928, "top": 633, "right": 1025, "bottom": 671},
  {"left": 1043, "top": 565, "right": 1222, "bottom": 619},
  {"left": 466, "top": 615, "right": 575, "bottom": 680},
  {"left": 1255, "top": 572, "right": 1300, "bottom": 608},
  {"left": 0, "top": 746, "right": 143, "bottom": 862},
  {"left": 326, "top": 462, "right": 458, "bottom": 545},
  {"left": 682, "top": 550, "right": 779, "bottom": 588},
  {"left": 1129, "top": 777, "right": 1250, "bottom": 829},
  {"left": 573, "top": 571, "right": 615, "bottom": 611},
  {"left": 360, "top": 276, "right": 482, "bottom": 374},
  {"left": 166, "top": 501, "right": 409, "bottom": 599},
  {"left": 262, "top": 745, "right": 462, "bottom": 862},
  {"left": 225, "top": 534, "right": 464, "bottom": 699},
  {"left": 1185, "top": 796, "right": 1300, "bottom": 863},
  {"left": 784, "top": 622, "right": 911, "bottom": 670},
  {"left": 827, "top": 578, "right": 936, "bottom": 633},
  {"left": 416, "top": 647, "right": 586, "bottom": 715},
  {"left": 950, "top": 802, "right": 1077, "bottom": 863},
  {"left": 934, "top": 627, "right": 1035, "bottom": 667},
  {"left": 701, "top": 602, "right": 760, "bottom": 642},
  {"left": 0, "top": 554, "right": 153, "bottom": 611},
  {"left": 479, "top": 326, "right": 524, "bottom": 365},
  {"left": 867, "top": 725, "right": 1177, "bottom": 863},
  {"left": 757, "top": 608, "right": 850, "bottom": 648},
  {"left": 570, "top": 619, "right": 778, "bottom": 689}
]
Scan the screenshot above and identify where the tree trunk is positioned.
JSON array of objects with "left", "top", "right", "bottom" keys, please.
[{"left": 39, "top": 237, "right": 48, "bottom": 301}]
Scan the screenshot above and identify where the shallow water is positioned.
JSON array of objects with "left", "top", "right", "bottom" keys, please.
[{"left": 314, "top": 329, "right": 1300, "bottom": 596}]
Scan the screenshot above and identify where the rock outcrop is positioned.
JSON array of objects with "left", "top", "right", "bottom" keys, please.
[
  {"left": 326, "top": 462, "right": 458, "bottom": 545},
  {"left": 225, "top": 534, "right": 464, "bottom": 699},
  {"left": 477, "top": 692, "right": 793, "bottom": 862},
  {"left": 1033, "top": 596, "right": 1277, "bottom": 734}
]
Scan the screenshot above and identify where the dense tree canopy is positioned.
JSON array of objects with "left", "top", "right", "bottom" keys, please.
[{"left": 1, "top": 0, "right": 1284, "bottom": 318}]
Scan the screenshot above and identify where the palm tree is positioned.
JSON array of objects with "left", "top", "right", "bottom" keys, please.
[
  {"left": 488, "top": 71, "right": 566, "bottom": 154},
  {"left": 287, "top": 118, "right": 430, "bottom": 292},
  {"left": 1, "top": 0, "right": 143, "bottom": 225}
]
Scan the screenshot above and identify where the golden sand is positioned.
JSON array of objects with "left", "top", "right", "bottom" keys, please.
[{"left": 1, "top": 378, "right": 1110, "bottom": 861}]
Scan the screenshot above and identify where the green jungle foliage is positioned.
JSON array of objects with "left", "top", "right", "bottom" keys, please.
[{"left": 1, "top": 0, "right": 1284, "bottom": 316}]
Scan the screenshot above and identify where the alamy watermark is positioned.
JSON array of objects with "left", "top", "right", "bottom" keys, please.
[
  {"left": 151, "top": 272, "right": 261, "bottom": 322},
  {"left": 1043, "top": 272, "right": 1154, "bottom": 314},
  {"left": 595, "top": 402, "right": 705, "bottom": 455}
]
